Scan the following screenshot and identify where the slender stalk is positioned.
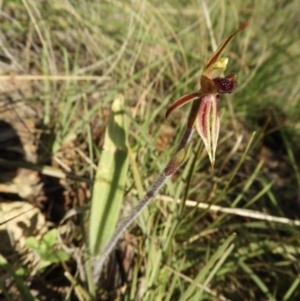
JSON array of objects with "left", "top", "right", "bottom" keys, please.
[
  {"left": 92, "top": 106, "right": 197, "bottom": 282},
  {"left": 92, "top": 172, "right": 168, "bottom": 281}
]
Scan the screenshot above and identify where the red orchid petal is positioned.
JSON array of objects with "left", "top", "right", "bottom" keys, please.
[
  {"left": 211, "top": 97, "right": 220, "bottom": 166},
  {"left": 196, "top": 95, "right": 212, "bottom": 161},
  {"left": 195, "top": 95, "right": 219, "bottom": 166},
  {"left": 213, "top": 73, "right": 237, "bottom": 94},
  {"left": 165, "top": 92, "right": 200, "bottom": 120},
  {"left": 204, "top": 20, "right": 249, "bottom": 72}
]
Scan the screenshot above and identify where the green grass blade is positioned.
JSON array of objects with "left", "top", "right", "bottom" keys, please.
[
  {"left": 283, "top": 275, "right": 300, "bottom": 301},
  {"left": 179, "top": 233, "right": 236, "bottom": 301},
  {"left": 197, "top": 243, "right": 235, "bottom": 299},
  {"left": 238, "top": 260, "right": 276, "bottom": 301},
  {"left": 88, "top": 94, "right": 129, "bottom": 254},
  {"left": 0, "top": 254, "right": 37, "bottom": 301}
]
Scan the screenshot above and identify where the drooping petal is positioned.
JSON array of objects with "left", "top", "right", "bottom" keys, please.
[
  {"left": 165, "top": 92, "right": 200, "bottom": 120},
  {"left": 195, "top": 95, "right": 212, "bottom": 163},
  {"left": 195, "top": 94, "right": 219, "bottom": 166},
  {"left": 210, "top": 96, "right": 220, "bottom": 166},
  {"left": 203, "top": 20, "right": 249, "bottom": 78},
  {"left": 213, "top": 73, "right": 237, "bottom": 94}
]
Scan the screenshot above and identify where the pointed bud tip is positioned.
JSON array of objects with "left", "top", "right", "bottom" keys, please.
[
  {"left": 165, "top": 110, "right": 171, "bottom": 121},
  {"left": 164, "top": 143, "right": 194, "bottom": 176},
  {"left": 239, "top": 20, "right": 250, "bottom": 30},
  {"left": 208, "top": 155, "right": 215, "bottom": 169}
]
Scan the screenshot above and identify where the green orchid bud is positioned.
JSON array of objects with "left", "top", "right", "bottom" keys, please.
[{"left": 164, "top": 142, "right": 194, "bottom": 176}]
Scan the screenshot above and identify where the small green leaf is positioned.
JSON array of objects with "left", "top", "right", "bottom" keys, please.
[
  {"left": 26, "top": 228, "right": 69, "bottom": 269},
  {"left": 38, "top": 230, "right": 57, "bottom": 256},
  {"left": 40, "top": 228, "right": 57, "bottom": 247},
  {"left": 26, "top": 236, "right": 39, "bottom": 250},
  {"left": 44, "top": 250, "right": 69, "bottom": 263},
  {"left": 39, "top": 260, "right": 52, "bottom": 270}
]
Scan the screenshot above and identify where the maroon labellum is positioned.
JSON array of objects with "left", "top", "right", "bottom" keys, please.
[{"left": 213, "top": 73, "right": 237, "bottom": 94}]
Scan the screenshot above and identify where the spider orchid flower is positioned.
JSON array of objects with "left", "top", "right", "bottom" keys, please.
[{"left": 166, "top": 20, "right": 249, "bottom": 166}]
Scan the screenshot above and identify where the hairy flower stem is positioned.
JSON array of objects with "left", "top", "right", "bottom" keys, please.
[
  {"left": 92, "top": 172, "right": 168, "bottom": 281},
  {"left": 92, "top": 104, "right": 197, "bottom": 283}
]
